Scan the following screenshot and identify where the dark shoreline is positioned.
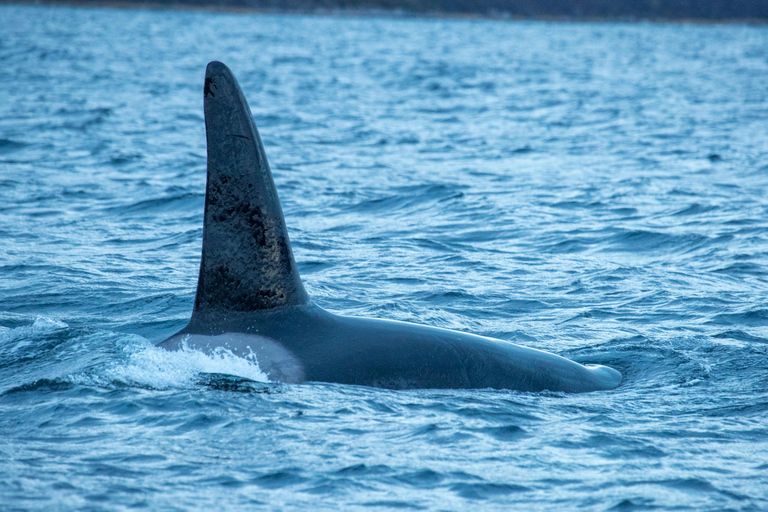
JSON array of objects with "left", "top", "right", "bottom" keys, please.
[{"left": 4, "top": 0, "right": 768, "bottom": 25}]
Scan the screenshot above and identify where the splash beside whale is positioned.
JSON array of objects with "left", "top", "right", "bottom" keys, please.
[{"left": 158, "top": 61, "right": 622, "bottom": 393}]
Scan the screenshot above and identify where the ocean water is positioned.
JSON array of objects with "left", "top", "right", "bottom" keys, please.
[{"left": 1, "top": 4, "right": 768, "bottom": 509}]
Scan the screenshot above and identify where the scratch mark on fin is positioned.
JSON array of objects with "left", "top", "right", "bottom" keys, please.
[{"left": 204, "top": 77, "right": 216, "bottom": 97}]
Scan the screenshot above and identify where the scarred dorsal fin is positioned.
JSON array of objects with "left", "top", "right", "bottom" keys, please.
[{"left": 192, "top": 61, "right": 308, "bottom": 315}]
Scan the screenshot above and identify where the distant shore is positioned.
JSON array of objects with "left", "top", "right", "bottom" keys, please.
[{"left": 4, "top": 0, "right": 768, "bottom": 25}]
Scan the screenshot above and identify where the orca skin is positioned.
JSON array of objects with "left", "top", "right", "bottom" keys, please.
[{"left": 158, "top": 61, "right": 622, "bottom": 393}]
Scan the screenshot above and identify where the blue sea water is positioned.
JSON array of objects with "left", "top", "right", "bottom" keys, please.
[{"left": 1, "top": 4, "right": 768, "bottom": 509}]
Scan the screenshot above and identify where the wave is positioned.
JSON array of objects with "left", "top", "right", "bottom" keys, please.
[{"left": 69, "top": 339, "right": 271, "bottom": 390}]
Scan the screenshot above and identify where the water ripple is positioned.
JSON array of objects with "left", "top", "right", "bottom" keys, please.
[{"left": 0, "top": 4, "right": 767, "bottom": 510}]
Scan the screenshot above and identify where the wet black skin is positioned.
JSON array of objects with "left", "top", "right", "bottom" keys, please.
[
  {"left": 157, "top": 61, "right": 622, "bottom": 393},
  {"left": 160, "top": 304, "right": 622, "bottom": 391}
]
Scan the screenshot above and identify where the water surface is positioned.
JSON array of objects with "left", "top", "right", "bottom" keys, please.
[{"left": 1, "top": 5, "right": 768, "bottom": 510}]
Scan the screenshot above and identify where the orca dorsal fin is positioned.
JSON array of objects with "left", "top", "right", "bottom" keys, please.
[{"left": 192, "top": 61, "right": 308, "bottom": 315}]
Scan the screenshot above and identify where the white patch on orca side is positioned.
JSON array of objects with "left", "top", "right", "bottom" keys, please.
[
  {"left": 70, "top": 336, "right": 273, "bottom": 390},
  {"left": 170, "top": 332, "right": 305, "bottom": 384}
]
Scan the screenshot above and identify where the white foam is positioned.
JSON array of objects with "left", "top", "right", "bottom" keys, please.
[
  {"left": 70, "top": 337, "right": 270, "bottom": 390},
  {"left": 0, "top": 316, "right": 68, "bottom": 353}
]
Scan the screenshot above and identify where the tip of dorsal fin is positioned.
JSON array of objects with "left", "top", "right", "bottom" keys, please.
[{"left": 192, "top": 61, "right": 308, "bottom": 315}]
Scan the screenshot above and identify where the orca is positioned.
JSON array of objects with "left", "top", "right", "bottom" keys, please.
[{"left": 158, "top": 61, "right": 622, "bottom": 393}]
